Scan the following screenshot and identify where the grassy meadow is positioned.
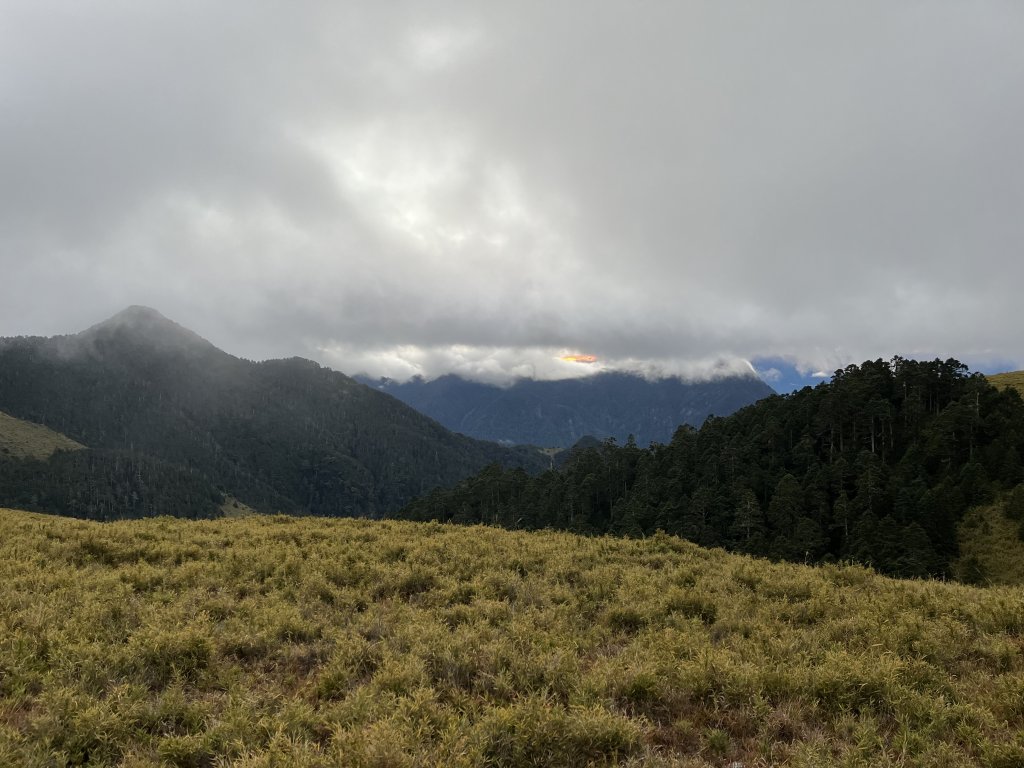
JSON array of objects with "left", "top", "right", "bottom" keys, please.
[
  {"left": 0, "top": 411, "right": 85, "bottom": 460},
  {"left": 1, "top": 508, "right": 1023, "bottom": 767},
  {"left": 987, "top": 371, "right": 1024, "bottom": 398}
]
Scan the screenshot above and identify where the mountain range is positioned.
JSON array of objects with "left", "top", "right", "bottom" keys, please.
[
  {"left": 0, "top": 306, "right": 545, "bottom": 519},
  {"left": 358, "top": 370, "right": 775, "bottom": 448},
  {"left": 4, "top": 308, "right": 1024, "bottom": 585}
]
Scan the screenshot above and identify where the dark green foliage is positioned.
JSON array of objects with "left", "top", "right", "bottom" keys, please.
[
  {"left": 1006, "top": 484, "right": 1024, "bottom": 523},
  {"left": 0, "top": 307, "right": 546, "bottom": 520},
  {"left": 1005, "top": 485, "right": 1024, "bottom": 543},
  {"left": 960, "top": 555, "right": 989, "bottom": 586},
  {"left": 0, "top": 449, "right": 222, "bottom": 520},
  {"left": 399, "top": 357, "right": 1024, "bottom": 578}
]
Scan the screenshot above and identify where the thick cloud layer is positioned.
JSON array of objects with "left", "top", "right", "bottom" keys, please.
[{"left": 3, "top": 2, "right": 1023, "bottom": 382}]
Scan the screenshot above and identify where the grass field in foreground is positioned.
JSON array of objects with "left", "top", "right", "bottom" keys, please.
[{"left": 0, "top": 508, "right": 1022, "bottom": 767}]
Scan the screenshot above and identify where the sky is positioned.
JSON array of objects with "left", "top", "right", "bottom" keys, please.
[{"left": 2, "top": 2, "right": 1023, "bottom": 390}]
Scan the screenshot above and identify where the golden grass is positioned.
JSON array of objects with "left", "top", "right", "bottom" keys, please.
[
  {"left": 0, "top": 507, "right": 1022, "bottom": 767},
  {"left": 986, "top": 371, "right": 1024, "bottom": 398},
  {"left": 0, "top": 410, "right": 85, "bottom": 460}
]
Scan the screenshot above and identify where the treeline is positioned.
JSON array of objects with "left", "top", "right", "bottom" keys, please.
[
  {"left": 398, "top": 358, "right": 1024, "bottom": 578},
  {"left": 0, "top": 449, "right": 223, "bottom": 520}
]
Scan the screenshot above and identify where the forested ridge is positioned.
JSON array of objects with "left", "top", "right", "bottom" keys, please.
[
  {"left": 399, "top": 357, "right": 1024, "bottom": 578},
  {"left": 360, "top": 370, "right": 774, "bottom": 448},
  {"left": 0, "top": 307, "right": 546, "bottom": 520}
]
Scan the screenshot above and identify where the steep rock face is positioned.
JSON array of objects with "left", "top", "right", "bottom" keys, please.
[
  {"left": 0, "top": 308, "right": 546, "bottom": 519},
  {"left": 360, "top": 371, "right": 775, "bottom": 447}
]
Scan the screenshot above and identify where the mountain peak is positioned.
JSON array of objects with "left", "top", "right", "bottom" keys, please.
[
  {"left": 108, "top": 305, "right": 170, "bottom": 323},
  {"left": 93, "top": 305, "right": 184, "bottom": 331},
  {"left": 77, "top": 306, "right": 220, "bottom": 356}
]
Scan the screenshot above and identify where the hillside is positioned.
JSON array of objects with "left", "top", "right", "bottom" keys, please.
[
  {"left": 401, "top": 357, "right": 1024, "bottom": 579},
  {"left": 0, "top": 410, "right": 85, "bottom": 460},
  {"left": 0, "top": 507, "right": 1021, "bottom": 767},
  {"left": 359, "top": 371, "right": 775, "bottom": 448},
  {"left": 987, "top": 370, "right": 1024, "bottom": 398},
  {"left": 957, "top": 504, "right": 1024, "bottom": 586},
  {"left": 0, "top": 307, "right": 546, "bottom": 520},
  {"left": 956, "top": 485, "right": 1024, "bottom": 586}
]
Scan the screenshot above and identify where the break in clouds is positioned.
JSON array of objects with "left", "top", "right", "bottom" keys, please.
[{"left": 2, "top": 2, "right": 1023, "bottom": 384}]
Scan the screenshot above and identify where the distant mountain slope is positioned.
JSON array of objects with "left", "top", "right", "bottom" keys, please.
[
  {"left": 0, "top": 410, "right": 85, "bottom": 460},
  {"left": 358, "top": 371, "right": 775, "bottom": 447},
  {"left": 0, "top": 307, "right": 546, "bottom": 520},
  {"left": 987, "top": 370, "right": 1024, "bottom": 397}
]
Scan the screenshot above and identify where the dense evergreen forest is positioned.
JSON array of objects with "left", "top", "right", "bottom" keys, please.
[
  {"left": 399, "top": 358, "right": 1024, "bottom": 578},
  {"left": 0, "top": 307, "right": 546, "bottom": 520},
  {"left": 0, "top": 449, "right": 226, "bottom": 519}
]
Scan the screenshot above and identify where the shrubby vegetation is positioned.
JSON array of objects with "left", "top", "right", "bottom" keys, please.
[
  {"left": 401, "top": 358, "right": 1024, "bottom": 579},
  {"left": 1, "top": 507, "right": 1023, "bottom": 767},
  {"left": 957, "top": 501, "right": 1024, "bottom": 586}
]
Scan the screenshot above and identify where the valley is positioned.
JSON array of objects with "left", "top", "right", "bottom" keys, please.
[{"left": 360, "top": 371, "right": 774, "bottom": 448}]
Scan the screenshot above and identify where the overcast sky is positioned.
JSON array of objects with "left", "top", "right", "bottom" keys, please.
[{"left": 3, "top": 2, "right": 1023, "bottom": 385}]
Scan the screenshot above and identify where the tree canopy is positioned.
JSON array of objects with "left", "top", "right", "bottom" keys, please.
[{"left": 398, "top": 358, "right": 1024, "bottom": 578}]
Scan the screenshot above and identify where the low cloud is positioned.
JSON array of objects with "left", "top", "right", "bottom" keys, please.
[{"left": 319, "top": 343, "right": 757, "bottom": 386}]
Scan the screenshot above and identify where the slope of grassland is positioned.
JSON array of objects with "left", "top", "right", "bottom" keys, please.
[
  {"left": 957, "top": 504, "right": 1024, "bottom": 586},
  {"left": 0, "top": 410, "right": 85, "bottom": 460},
  {"left": 987, "top": 371, "right": 1024, "bottom": 397},
  {"left": 1, "top": 509, "right": 1023, "bottom": 767}
]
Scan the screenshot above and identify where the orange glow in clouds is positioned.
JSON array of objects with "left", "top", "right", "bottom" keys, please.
[{"left": 559, "top": 354, "right": 598, "bottom": 364}]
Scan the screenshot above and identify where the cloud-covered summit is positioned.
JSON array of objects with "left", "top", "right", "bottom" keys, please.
[{"left": 2, "top": 2, "right": 1023, "bottom": 383}]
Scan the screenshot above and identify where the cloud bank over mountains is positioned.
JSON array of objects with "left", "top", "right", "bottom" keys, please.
[
  {"left": 2, "top": 2, "right": 1023, "bottom": 383},
  {"left": 321, "top": 341, "right": 760, "bottom": 387}
]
